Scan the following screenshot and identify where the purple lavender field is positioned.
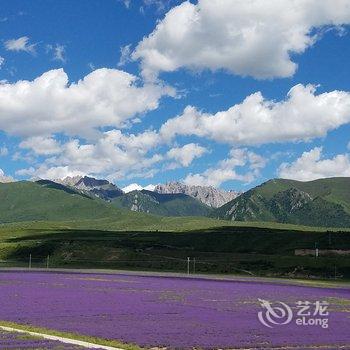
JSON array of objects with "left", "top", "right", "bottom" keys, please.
[{"left": 0, "top": 271, "right": 349, "bottom": 349}]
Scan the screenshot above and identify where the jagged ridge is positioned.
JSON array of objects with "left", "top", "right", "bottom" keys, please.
[
  {"left": 56, "top": 176, "right": 123, "bottom": 201},
  {"left": 154, "top": 181, "right": 240, "bottom": 208}
]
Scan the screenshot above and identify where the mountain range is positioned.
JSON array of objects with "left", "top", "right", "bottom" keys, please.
[
  {"left": 55, "top": 176, "right": 237, "bottom": 210},
  {"left": 55, "top": 176, "right": 216, "bottom": 217},
  {"left": 1, "top": 175, "right": 350, "bottom": 228},
  {"left": 154, "top": 182, "right": 240, "bottom": 208}
]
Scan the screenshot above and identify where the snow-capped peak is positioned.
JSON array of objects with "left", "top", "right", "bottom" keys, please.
[{"left": 122, "top": 183, "right": 156, "bottom": 193}]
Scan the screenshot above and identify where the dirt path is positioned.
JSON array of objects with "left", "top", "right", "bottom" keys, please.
[{"left": 0, "top": 325, "right": 124, "bottom": 350}]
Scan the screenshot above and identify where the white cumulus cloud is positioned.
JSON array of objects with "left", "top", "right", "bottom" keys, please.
[
  {"left": 278, "top": 147, "right": 350, "bottom": 181},
  {"left": 133, "top": 0, "right": 350, "bottom": 80},
  {"left": 184, "top": 148, "right": 266, "bottom": 187},
  {"left": 160, "top": 84, "right": 350, "bottom": 146},
  {"left": 17, "top": 129, "right": 163, "bottom": 181},
  {"left": 166, "top": 143, "right": 207, "bottom": 168},
  {"left": 0, "top": 68, "right": 174, "bottom": 139},
  {"left": 19, "top": 136, "right": 61, "bottom": 155},
  {"left": 16, "top": 166, "right": 85, "bottom": 181}
]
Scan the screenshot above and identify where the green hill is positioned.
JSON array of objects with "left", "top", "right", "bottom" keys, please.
[
  {"left": 213, "top": 177, "right": 350, "bottom": 228},
  {"left": 0, "top": 180, "right": 150, "bottom": 224}
]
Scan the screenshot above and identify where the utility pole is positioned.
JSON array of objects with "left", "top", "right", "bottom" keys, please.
[
  {"left": 187, "top": 257, "right": 190, "bottom": 275},
  {"left": 315, "top": 242, "right": 318, "bottom": 258},
  {"left": 29, "top": 254, "right": 32, "bottom": 269},
  {"left": 46, "top": 255, "right": 50, "bottom": 269},
  {"left": 193, "top": 258, "right": 196, "bottom": 274}
]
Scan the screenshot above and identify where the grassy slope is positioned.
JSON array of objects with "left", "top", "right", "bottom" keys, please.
[
  {"left": 1, "top": 215, "right": 349, "bottom": 240},
  {"left": 0, "top": 181, "right": 162, "bottom": 224},
  {"left": 255, "top": 178, "right": 350, "bottom": 212},
  {"left": 294, "top": 177, "right": 350, "bottom": 213},
  {"left": 214, "top": 177, "right": 350, "bottom": 227}
]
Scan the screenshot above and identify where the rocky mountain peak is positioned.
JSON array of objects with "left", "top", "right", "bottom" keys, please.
[
  {"left": 154, "top": 181, "right": 240, "bottom": 208},
  {"left": 55, "top": 175, "right": 84, "bottom": 187},
  {"left": 55, "top": 175, "right": 123, "bottom": 201},
  {"left": 75, "top": 176, "right": 110, "bottom": 190}
]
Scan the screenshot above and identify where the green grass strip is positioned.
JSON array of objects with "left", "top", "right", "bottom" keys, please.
[{"left": 0, "top": 320, "right": 144, "bottom": 350}]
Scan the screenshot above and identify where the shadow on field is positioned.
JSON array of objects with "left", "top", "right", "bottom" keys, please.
[{"left": 2, "top": 226, "right": 350, "bottom": 279}]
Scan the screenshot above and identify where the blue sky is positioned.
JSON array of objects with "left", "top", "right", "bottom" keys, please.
[{"left": 0, "top": 0, "right": 350, "bottom": 191}]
